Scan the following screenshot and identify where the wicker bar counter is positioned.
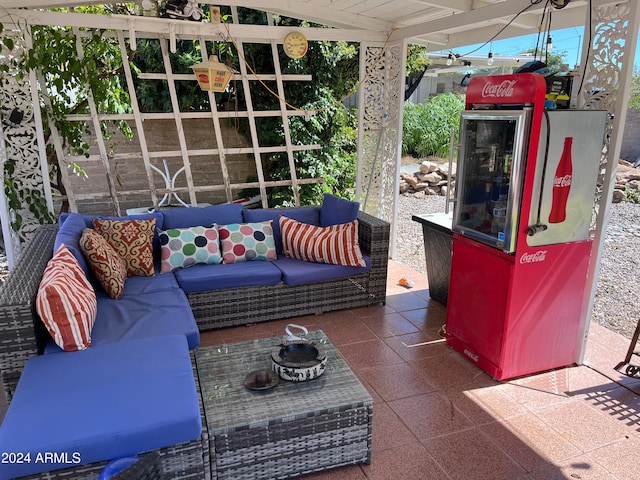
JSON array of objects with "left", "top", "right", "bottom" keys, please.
[{"left": 195, "top": 331, "right": 373, "bottom": 480}]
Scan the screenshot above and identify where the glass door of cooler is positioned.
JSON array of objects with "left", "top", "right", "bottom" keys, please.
[{"left": 453, "top": 109, "right": 530, "bottom": 253}]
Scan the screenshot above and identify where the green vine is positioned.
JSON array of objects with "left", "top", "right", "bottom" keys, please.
[{"left": 3, "top": 159, "right": 55, "bottom": 231}]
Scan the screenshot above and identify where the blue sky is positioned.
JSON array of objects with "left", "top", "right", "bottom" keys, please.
[{"left": 448, "top": 27, "right": 639, "bottom": 70}]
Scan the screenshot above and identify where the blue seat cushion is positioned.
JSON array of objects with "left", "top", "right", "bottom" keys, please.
[
  {"left": 0, "top": 335, "right": 201, "bottom": 479},
  {"left": 161, "top": 203, "right": 243, "bottom": 229},
  {"left": 273, "top": 255, "right": 371, "bottom": 287},
  {"left": 243, "top": 207, "right": 320, "bottom": 254},
  {"left": 45, "top": 289, "right": 199, "bottom": 354},
  {"left": 174, "top": 261, "right": 283, "bottom": 294},
  {"left": 92, "top": 290, "right": 199, "bottom": 350},
  {"left": 103, "top": 270, "right": 180, "bottom": 298}
]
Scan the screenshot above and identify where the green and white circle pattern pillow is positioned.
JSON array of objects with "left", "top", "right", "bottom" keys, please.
[{"left": 159, "top": 225, "right": 222, "bottom": 273}]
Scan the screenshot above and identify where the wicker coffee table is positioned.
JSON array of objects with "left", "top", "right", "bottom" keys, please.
[{"left": 195, "top": 331, "right": 373, "bottom": 480}]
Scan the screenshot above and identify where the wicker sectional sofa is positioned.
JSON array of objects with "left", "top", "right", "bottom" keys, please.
[{"left": 0, "top": 199, "right": 390, "bottom": 479}]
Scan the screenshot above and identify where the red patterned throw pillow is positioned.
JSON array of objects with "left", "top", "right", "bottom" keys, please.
[
  {"left": 36, "top": 244, "right": 97, "bottom": 351},
  {"left": 92, "top": 218, "right": 156, "bottom": 277},
  {"left": 79, "top": 228, "right": 127, "bottom": 299},
  {"left": 279, "top": 216, "right": 366, "bottom": 267}
]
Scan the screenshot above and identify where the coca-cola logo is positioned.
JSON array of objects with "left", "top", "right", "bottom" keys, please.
[
  {"left": 464, "top": 349, "right": 479, "bottom": 362},
  {"left": 481, "top": 80, "right": 517, "bottom": 98},
  {"left": 519, "top": 250, "right": 547, "bottom": 264},
  {"left": 553, "top": 174, "right": 572, "bottom": 187}
]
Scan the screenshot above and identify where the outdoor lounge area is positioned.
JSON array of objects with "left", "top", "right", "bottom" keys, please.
[
  {"left": 1, "top": 260, "right": 639, "bottom": 479},
  {"left": 1, "top": 1, "right": 640, "bottom": 479}
]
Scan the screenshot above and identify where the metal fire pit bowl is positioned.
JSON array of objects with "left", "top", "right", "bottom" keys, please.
[{"left": 271, "top": 325, "right": 327, "bottom": 382}]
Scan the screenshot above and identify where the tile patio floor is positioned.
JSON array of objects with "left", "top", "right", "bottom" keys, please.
[
  {"left": 201, "top": 260, "right": 640, "bottom": 480},
  {"left": 1, "top": 260, "right": 638, "bottom": 479}
]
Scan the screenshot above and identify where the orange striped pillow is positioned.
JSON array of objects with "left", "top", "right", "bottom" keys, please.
[
  {"left": 36, "top": 244, "right": 97, "bottom": 351},
  {"left": 279, "top": 216, "right": 366, "bottom": 267}
]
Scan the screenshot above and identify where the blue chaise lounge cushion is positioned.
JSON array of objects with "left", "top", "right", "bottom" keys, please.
[{"left": 0, "top": 335, "right": 201, "bottom": 480}]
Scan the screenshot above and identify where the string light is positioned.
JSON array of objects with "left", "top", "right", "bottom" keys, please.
[
  {"left": 547, "top": 34, "right": 553, "bottom": 50},
  {"left": 446, "top": 53, "right": 454, "bottom": 66},
  {"left": 487, "top": 51, "right": 494, "bottom": 66}
]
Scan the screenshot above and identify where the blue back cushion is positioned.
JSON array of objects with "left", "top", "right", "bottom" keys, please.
[
  {"left": 320, "top": 194, "right": 360, "bottom": 227},
  {"left": 54, "top": 213, "right": 91, "bottom": 276},
  {"left": 162, "top": 204, "right": 243, "bottom": 229},
  {"left": 58, "top": 211, "right": 164, "bottom": 263},
  {"left": 0, "top": 335, "right": 201, "bottom": 479},
  {"left": 59, "top": 211, "right": 164, "bottom": 230},
  {"left": 243, "top": 207, "right": 320, "bottom": 254}
]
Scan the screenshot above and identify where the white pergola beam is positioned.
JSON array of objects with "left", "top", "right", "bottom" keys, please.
[
  {"left": 391, "top": 0, "right": 546, "bottom": 41},
  {"left": 0, "top": 0, "right": 102, "bottom": 6},
  {"left": 203, "top": 0, "right": 394, "bottom": 31},
  {"left": 0, "top": 9, "right": 387, "bottom": 42}
]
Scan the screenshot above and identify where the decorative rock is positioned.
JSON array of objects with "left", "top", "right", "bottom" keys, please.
[
  {"left": 419, "top": 161, "right": 438, "bottom": 174},
  {"left": 422, "top": 172, "right": 443, "bottom": 184},
  {"left": 413, "top": 190, "right": 426, "bottom": 199},
  {"left": 612, "top": 189, "right": 626, "bottom": 203},
  {"left": 400, "top": 172, "right": 418, "bottom": 188},
  {"left": 438, "top": 162, "right": 456, "bottom": 177}
]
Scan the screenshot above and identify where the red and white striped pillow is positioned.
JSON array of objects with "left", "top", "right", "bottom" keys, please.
[
  {"left": 36, "top": 244, "right": 97, "bottom": 351},
  {"left": 279, "top": 216, "right": 366, "bottom": 267}
]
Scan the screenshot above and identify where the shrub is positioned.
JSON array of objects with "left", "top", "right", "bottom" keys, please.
[{"left": 402, "top": 93, "right": 465, "bottom": 158}]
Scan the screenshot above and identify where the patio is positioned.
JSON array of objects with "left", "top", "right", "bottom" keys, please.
[
  {"left": 0, "top": 257, "right": 638, "bottom": 479},
  {"left": 184, "top": 259, "right": 640, "bottom": 480},
  {"left": 0, "top": 3, "right": 639, "bottom": 478}
]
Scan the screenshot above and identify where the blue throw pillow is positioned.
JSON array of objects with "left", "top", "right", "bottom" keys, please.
[
  {"left": 320, "top": 194, "right": 360, "bottom": 227},
  {"left": 162, "top": 203, "right": 243, "bottom": 229}
]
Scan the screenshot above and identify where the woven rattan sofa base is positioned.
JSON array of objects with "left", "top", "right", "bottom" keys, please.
[
  {"left": 0, "top": 225, "right": 59, "bottom": 401},
  {"left": 189, "top": 210, "right": 390, "bottom": 331}
]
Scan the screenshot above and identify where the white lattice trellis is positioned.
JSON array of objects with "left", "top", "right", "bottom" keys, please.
[{"left": 0, "top": 30, "right": 53, "bottom": 268}]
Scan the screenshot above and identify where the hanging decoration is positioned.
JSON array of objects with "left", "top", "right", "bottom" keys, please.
[{"left": 191, "top": 55, "right": 234, "bottom": 92}]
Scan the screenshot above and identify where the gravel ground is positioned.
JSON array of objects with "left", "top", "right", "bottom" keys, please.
[{"left": 395, "top": 194, "right": 640, "bottom": 340}]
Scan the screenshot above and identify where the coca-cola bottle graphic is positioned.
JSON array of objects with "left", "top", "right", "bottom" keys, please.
[{"left": 548, "top": 136, "right": 573, "bottom": 224}]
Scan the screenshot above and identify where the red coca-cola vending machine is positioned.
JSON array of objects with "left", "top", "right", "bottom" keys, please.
[{"left": 446, "top": 73, "right": 607, "bottom": 380}]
